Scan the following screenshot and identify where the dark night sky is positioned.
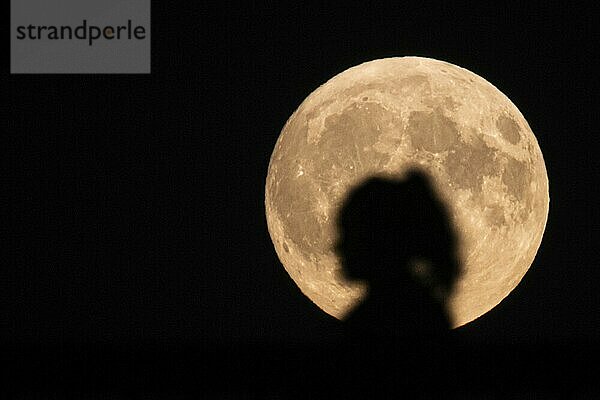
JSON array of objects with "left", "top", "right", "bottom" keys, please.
[{"left": 4, "top": 2, "right": 598, "bottom": 390}]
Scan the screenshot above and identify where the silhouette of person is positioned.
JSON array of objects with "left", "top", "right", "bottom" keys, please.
[{"left": 333, "top": 170, "right": 462, "bottom": 395}]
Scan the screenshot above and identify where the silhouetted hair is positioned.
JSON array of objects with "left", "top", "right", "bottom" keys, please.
[{"left": 336, "top": 169, "right": 461, "bottom": 337}]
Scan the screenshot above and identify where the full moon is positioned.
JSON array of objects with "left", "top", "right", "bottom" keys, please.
[{"left": 265, "top": 57, "right": 549, "bottom": 328}]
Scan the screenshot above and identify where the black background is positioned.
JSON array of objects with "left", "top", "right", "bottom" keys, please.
[{"left": 4, "top": 1, "right": 598, "bottom": 397}]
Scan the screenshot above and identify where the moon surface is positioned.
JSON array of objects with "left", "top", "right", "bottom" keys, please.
[{"left": 265, "top": 57, "right": 549, "bottom": 328}]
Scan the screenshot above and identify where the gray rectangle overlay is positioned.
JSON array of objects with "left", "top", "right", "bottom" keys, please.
[{"left": 11, "top": 0, "right": 151, "bottom": 74}]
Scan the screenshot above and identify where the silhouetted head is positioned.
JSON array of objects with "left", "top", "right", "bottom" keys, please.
[{"left": 336, "top": 170, "right": 460, "bottom": 303}]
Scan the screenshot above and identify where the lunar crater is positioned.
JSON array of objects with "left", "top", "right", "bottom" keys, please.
[{"left": 496, "top": 114, "right": 522, "bottom": 145}]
